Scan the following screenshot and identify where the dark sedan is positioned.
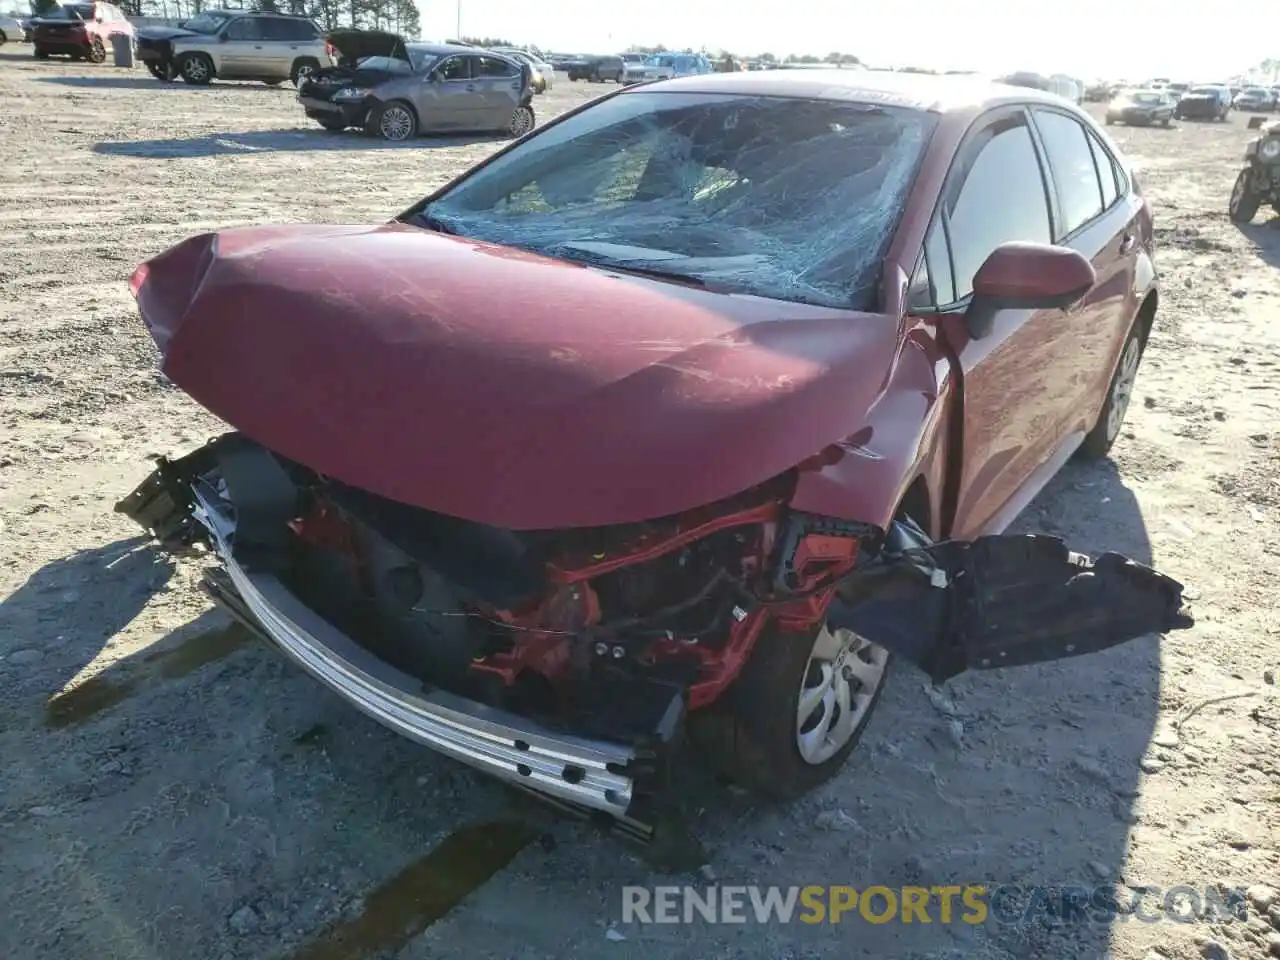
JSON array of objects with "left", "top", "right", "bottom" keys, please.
[
  {"left": 1105, "top": 89, "right": 1174, "bottom": 127},
  {"left": 1175, "top": 85, "right": 1231, "bottom": 121}
]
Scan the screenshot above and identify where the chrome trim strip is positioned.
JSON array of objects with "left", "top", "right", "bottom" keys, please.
[{"left": 191, "top": 492, "right": 637, "bottom": 816}]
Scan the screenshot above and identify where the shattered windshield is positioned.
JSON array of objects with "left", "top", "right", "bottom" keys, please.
[
  {"left": 357, "top": 54, "right": 419, "bottom": 74},
  {"left": 179, "top": 11, "right": 230, "bottom": 33},
  {"left": 420, "top": 92, "right": 935, "bottom": 310}
]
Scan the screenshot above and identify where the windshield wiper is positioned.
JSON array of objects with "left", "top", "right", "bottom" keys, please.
[
  {"left": 551, "top": 248, "right": 709, "bottom": 288},
  {"left": 409, "top": 210, "right": 460, "bottom": 235}
]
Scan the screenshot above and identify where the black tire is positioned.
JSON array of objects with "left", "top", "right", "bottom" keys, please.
[
  {"left": 0, "top": 29, "right": 8, "bottom": 44},
  {"left": 1229, "top": 169, "right": 1262, "bottom": 223},
  {"left": 87, "top": 36, "right": 105, "bottom": 63},
  {"left": 368, "top": 99, "right": 416, "bottom": 142},
  {"left": 290, "top": 57, "right": 319, "bottom": 87},
  {"left": 146, "top": 59, "right": 176, "bottom": 81},
  {"left": 1078, "top": 322, "right": 1145, "bottom": 460},
  {"left": 1161, "top": 115, "right": 1171, "bottom": 128},
  {"left": 33, "top": 46, "right": 49, "bottom": 59},
  {"left": 1105, "top": 116, "right": 1115, "bottom": 125},
  {"left": 316, "top": 117, "right": 346, "bottom": 132},
  {"left": 506, "top": 102, "right": 535, "bottom": 138},
  {"left": 687, "top": 619, "right": 890, "bottom": 799},
  {"left": 179, "top": 52, "right": 213, "bottom": 85},
  {"left": 264, "top": 79, "right": 284, "bottom": 87}
]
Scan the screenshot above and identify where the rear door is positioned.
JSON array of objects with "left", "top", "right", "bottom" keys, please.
[
  {"left": 473, "top": 55, "right": 522, "bottom": 129},
  {"left": 1027, "top": 106, "right": 1142, "bottom": 441},
  {"left": 259, "top": 17, "right": 305, "bottom": 79}
]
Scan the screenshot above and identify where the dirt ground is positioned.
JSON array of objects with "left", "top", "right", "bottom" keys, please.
[{"left": 1, "top": 47, "right": 1278, "bottom": 960}]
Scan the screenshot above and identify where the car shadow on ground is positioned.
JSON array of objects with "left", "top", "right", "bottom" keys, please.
[
  {"left": 36, "top": 75, "right": 275, "bottom": 91},
  {"left": 92, "top": 128, "right": 510, "bottom": 157},
  {"left": 0, "top": 459, "right": 1162, "bottom": 958},
  {"left": 1236, "top": 216, "right": 1280, "bottom": 269}
]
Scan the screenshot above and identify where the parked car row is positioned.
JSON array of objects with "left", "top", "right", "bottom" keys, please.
[
  {"left": 552, "top": 51, "right": 715, "bottom": 85},
  {"left": 27, "top": 2, "right": 134, "bottom": 64}
]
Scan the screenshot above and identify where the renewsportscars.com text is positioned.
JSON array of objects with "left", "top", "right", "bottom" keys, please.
[{"left": 621, "top": 884, "right": 1251, "bottom": 926}]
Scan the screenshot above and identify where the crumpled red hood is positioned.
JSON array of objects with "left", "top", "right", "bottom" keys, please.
[{"left": 131, "top": 223, "right": 898, "bottom": 530}]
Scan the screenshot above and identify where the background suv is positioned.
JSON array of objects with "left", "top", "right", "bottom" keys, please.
[
  {"left": 30, "top": 2, "right": 132, "bottom": 63},
  {"left": 136, "top": 10, "right": 330, "bottom": 87}
]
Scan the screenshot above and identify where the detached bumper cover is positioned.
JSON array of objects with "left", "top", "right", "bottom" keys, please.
[{"left": 188, "top": 488, "right": 642, "bottom": 817}]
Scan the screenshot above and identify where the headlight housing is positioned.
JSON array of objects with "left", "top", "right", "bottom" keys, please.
[
  {"left": 1261, "top": 137, "right": 1280, "bottom": 160},
  {"left": 332, "top": 87, "right": 370, "bottom": 101}
]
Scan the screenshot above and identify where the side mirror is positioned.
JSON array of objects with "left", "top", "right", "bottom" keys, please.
[{"left": 965, "top": 241, "right": 1096, "bottom": 340}]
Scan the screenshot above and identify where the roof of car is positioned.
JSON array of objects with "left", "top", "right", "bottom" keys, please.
[
  {"left": 411, "top": 41, "right": 512, "bottom": 57},
  {"left": 627, "top": 69, "right": 1089, "bottom": 114}
]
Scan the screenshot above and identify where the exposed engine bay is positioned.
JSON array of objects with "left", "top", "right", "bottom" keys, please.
[{"left": 119, "top": 432, "right": 1194, "bottom": 761}]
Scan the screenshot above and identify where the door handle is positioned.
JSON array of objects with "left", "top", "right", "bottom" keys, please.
[
  {"left": 1118, "top": 233, "right": 1136, "bottom": 254},
  {"left": 253, "top": 45, "right": 263, "bottom": 49}
]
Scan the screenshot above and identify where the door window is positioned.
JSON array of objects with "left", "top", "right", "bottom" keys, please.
[
  {"left": 1085, "top": 130, "right": 1120, "bottom": 209},
  {"left": 944, "top": 115, "right": 1053, "bottom": 300},
  {"left": 437, "top": 56, "right": 470, "bottom": 81},
  {"left": 261, "top": 18, "right": 309, "bottom": 40},
  {"left": 224, "top": 17, "right": 265, "bottom": 41},
  {"left": 476, "top": 56, "right": 517, "bottom": 78},
  {"left": 1031, "top": 109, "right": 1105, "bottom": 237}
]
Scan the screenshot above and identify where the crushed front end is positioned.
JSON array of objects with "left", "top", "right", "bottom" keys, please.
[
  {"left": 116, "top": 433, "right": 866, "bottom": 825},
  {"left": 118, "top": 433, "right": 1194, "bottom": 829}
]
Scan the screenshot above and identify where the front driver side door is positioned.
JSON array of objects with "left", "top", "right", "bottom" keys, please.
[
  {"left": 217, "top": 17, "right": 265, "bottom": 78},
  {"left": 413, "top": 54, "right": 477, "bottom": 131},
  {"left": 925, "top": 107, "right": 1090, "bottom": 539}
]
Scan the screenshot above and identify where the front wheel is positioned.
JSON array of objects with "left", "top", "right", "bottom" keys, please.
[
  {"left": 146, "top": 59, "right": 176, "bottom": 81},
  {"left": 87, "top": 36, "right": 106, "bottom": 63},
  {"left": 33, "top": 46, "right": 49, "bottom": 59},
  {"left": 1078, "top": 324, "right": 1144, "bottom": 460},
  {"left": 506, "top": 103, "right": 534, "bottom": 138},
  {"left": 369, "top": 100, "right": 416, "bottom": 142},
  {"left": 290, "top": 57, "right": 319, "bottom": 87},
  {"left": 179, "top": 52, "right": 213, "bottom": 85},
  {"left": 688, "top": 620, "right": 890, "bottom": 799},
  {"left": 1229, "top": 168, "right": 1262, "bottom": 223}
]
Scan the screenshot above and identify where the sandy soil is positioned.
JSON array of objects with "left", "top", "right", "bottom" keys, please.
[{"left": 1, "top": 49, "right": 1278, "bottom": 960}]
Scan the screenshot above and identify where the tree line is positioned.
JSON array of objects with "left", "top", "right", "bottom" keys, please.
[{"left": 29, "top": 0, "right": 420, "bottom": 37}]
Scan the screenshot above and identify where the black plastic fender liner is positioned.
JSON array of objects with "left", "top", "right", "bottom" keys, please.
[{"left": 826, "top": 533, "right": 1195, "bottom": 684}]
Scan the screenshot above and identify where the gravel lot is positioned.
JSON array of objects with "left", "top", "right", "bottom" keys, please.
[{"left": 1, "top": 48, "right": 1278, "bottom": 960}]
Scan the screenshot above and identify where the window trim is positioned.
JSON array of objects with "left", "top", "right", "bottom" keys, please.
[
  {"left": 922, "top": 105, "right": 1056, "bottom": 311},
  {"left": 1027, "top": 105, "right": 1115, "bottom": 243}
]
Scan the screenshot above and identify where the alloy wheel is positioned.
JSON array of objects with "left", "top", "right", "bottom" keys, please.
[
  {"left": 88, "top": 37, "right": 105, "bottom": 63},
  {"left": 379, "top": 105, "right": 413, "bottom": 141},
  {"left": 508, "top": 106, "right": 533, "bottom": 137},
  {"left": 183, "top": 56, "right": 208, "bottom": 81},
  {"left": 1105, "top": 336, "right": 1142, "bottom": 443},
  {"left": 795, "top": 625, "right": 889, "bottom": 765}
]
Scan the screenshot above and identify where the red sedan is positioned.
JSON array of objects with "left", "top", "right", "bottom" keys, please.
[
  {"left": 31, "top": 1, "right": 133, "bottom": 63},
  {"left": 120, "top": 72, "right": 1192, "bottom": 834}
]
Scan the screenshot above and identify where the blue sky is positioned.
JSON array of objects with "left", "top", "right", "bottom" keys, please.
[{"left": 418, "top": 0, "right": 1273, "bottom": 81}]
